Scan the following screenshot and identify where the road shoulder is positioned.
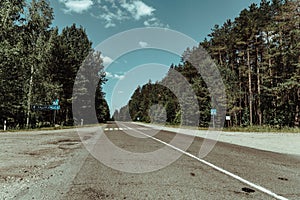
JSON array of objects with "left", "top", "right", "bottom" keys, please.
[{"left": 133, "top": 122, "right": 300, "bottom": 156}]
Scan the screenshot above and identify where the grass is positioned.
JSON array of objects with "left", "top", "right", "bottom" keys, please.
[
  {"left": 139, "top": 122, "right": 300, "bottom": 133},
  {"left": 0, "top": 123, "right": 104, "bottom": 133},
  {"left": 223, "top": 125, "right": 300, "bottom": 133}
]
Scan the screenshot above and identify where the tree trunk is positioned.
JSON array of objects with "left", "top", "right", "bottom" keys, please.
[
  {"left": 295, "top": 89, "right": 300, "bottom": 127},
  {"left": 218, "top": 49, "right": 223, "bottom": 65},
  {"left": 239, "top": 67, "right": 242, "bottom": 126},
  {"left": 26, "top": 65, "right": 34, "bottom": 128},
  {"left": 247, "top": 48, "right": 253, "bottom": 126},
  {"left": 256, "top": 47, "right": 262, "bottom": 125}
]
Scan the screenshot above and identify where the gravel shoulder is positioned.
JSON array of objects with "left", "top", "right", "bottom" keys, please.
[
  {"left": 135, "top": 122, "right": 300, "bottom": 156},
  {"left": 0, "top": 127, "right": 92, "bottom": 200}
]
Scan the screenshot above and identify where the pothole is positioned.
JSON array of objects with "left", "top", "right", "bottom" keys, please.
[
  {"left": 278, "top": 177, "right": 288, "bottom": 181},
  {"left": 58, "top": 141, "right": 81, "bottom": 150},
  {"left": 242, "top": 187, "right": 255, "bottom": 193},
  {"left": 190, "top": 172, "right": 195, "bottom": 177},
  {"left": 47, "top": 139, "right": 81, "bottom": 145},
  {"left": 23, "top": 148, "right": 52, "bottom": 156},
  {"left": 82, "top": 187, "right": 113, "bottom": 199}
]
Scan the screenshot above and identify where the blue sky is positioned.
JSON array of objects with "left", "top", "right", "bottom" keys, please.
[{"left": 51, "top": 0, "right": 261, "bottom": 115}]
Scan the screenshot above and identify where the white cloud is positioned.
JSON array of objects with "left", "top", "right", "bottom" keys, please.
[
  {"left": 105, "top": 72, "right": 125, "bottom": 80},
  {"left": 121, "top": 1, "right": 155, "bottom": 20},
  {"left": 59, "top": 0, "right": 93, "bottom": 13},
  {"left": 100, "top": 10, "right": 124, "bottom": 28},
  {"left": 134, "top": 1, "right": 155, "bottom": 19},
  {"left": 105, "top": 71, "right": 114, "bottom": 78},
  {"left": 139, "top": 41, "right": 149, "bottom": 48},
  {"left": 114, "top": 74, "right": 125, "bottom": 80},
  {"left": 144, "top": 17, "right": 169, "bottom": 28},
  {"left": 101, "top": 55, "right": 114, "bottom": 66},
  {"left": 91, "top": 13, "right": 117, "bottom": 28},
  {"left": 91, "top": 1, "right": 129, "bottom": 28},
  {"left": 117, "top": 90, "right": 124, "bottom": 94},
  {"left": 89, "top": 0, "right": 166, "bottom": 28},
  {"left": 104, "top": 22, "right": 116, "bottom": 28}
]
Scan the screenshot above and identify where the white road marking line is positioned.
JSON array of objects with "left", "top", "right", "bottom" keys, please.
[
  {"left": 104, "top": 127, "right": 129, "bottom": 131},
  {"left": 137, "top": 128, "right": 150, "bottom": 130},
  {"left": 121, "top": 124, "right": 288, "bottom": 200}
]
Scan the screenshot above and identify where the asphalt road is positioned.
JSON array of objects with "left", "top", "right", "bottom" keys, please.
[{"left": 64, "top": 122, "right": 300, "bottom": 200}]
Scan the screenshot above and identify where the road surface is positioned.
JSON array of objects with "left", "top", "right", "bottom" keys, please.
[
  {"left": 1, "top": 122, "right": 299, "bottom": 199},
  {"left": 66, "top": 122, "right": 300, "bottom": 200}
]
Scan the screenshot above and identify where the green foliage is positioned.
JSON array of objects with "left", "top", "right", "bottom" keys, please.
[
  {"left": 0, "top": 0, "right": 109, "bottom": 129},
  {"left": 201, "top": 0, "right": 300, "bottom": 127},
  {"left": 117, "top": 0, "right": 300, "bottom": 128}
]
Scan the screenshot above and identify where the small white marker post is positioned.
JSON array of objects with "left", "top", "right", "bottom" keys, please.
[
  {"left": 4, "top": 120, "right": 6, "bottom": 131},
  {"left": 81, "top": 119, "right": 84, "bottom": 126},
  {"left": 211, "top": 109, "right": 217, "bottom": 129},
  {"left": 226, "top": 115, "right": 231, "bottom": 127}
]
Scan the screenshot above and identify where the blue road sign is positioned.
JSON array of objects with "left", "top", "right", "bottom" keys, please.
[
  {"left": 31, "top": 105, "right": 60, "bottom": 111},
  {"left": 31, "top": 105, "right": 50, "bottom": 111},
  {"left": 53, "top": 99, "right": 59, "bottom": 106},
  {"left": 211, "top": 109, "right": 217, "bottom": 116},
  {"left": 49, "top": 105, "right": 60, "bottom": 110}
]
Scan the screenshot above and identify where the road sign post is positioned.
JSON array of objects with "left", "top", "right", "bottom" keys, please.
[
  {"left": 52, "top": 99, "right": 59, "bottom": 125},
  {"left": 31, "top": 99, "right": 60, "bottom": 125},
  {"left": 211, "top": 109, "right": 217, "bottom": 128},
  {"left": 226, "top": 115, "right": 231, "bottom": 127}
]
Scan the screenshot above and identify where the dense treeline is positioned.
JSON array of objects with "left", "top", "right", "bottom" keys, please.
[
  {"left": 115, "top": 0, "right": 300, "bottom": 128},
  {"left": 0, "top": 0, "right": 110, "bottom": 129}
]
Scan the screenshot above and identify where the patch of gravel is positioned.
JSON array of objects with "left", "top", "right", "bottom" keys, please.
[{"left": 0, "top": 129, "right": 91, "bottom": 200}]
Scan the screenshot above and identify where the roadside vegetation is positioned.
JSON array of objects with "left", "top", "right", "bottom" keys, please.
[
  {"left": 0, "top": 0, "right": 110, "bottom": 129},
  {"left": 0, "top": 123, "right": 104, "bottom": 133},
  {"left": 136, "top": 121, "right": 300, "bottom": 133},
  {"left": 114, "top": 0, "right": 300, "bottom": 129},
  {"left": 224, "top": 125, "right": 300, "bottom": 133},
  {"left": 1, "top": 0, "right": 299, "bottom": 131}
]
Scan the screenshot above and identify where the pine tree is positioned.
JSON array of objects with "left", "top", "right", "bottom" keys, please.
[{"left": 52, "top": 24, "right": 92, "bottom": 125}]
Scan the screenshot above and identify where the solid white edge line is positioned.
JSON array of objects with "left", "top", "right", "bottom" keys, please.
[{"left": 122, "top": 124, "right": 288, "bottom": 200}]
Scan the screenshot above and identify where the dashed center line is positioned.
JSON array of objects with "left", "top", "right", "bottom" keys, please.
[{"left": 104, "top": 127, "right": 151, "bottom": 131}]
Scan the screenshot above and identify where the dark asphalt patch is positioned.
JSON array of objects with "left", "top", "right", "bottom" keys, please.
[
  {"left": 242, "top": 187, "right": 255, "bottom": 193},
  {"left": 81, "top": 187, "right": 113, "bottom": 199},
  {"left": 278, "top": 177, "right": 288, "bottom": 181}
]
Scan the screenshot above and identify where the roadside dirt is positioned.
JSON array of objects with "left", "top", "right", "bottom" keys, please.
[{"left": 0, "top": 129, "right": 89, "bottom": 200}]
